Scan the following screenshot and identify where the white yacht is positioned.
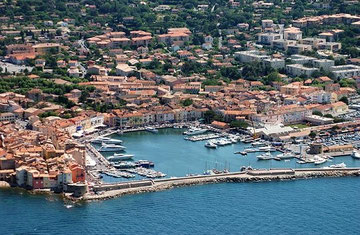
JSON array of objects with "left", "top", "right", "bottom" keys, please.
[
  {"left": 98, "top": 143, "right": 126, "bottom": 152},
  {"left": 314, "top": 156, "right": 327, "bottom": 165},
  {"left": 107, "top": 154, "right": 134, "bottom": 161},
  {"left": 183, "top": 127, "right": 207, "bottom": 136},
  {"left": 276, "top": 152, "right": 295, "bottom": 159},
  {"left": 258, "top": 146, "right": 276, "bottom": 152},
  {"left": 252, "top": 141, "right": 267, "bottom": 147},
  {"left": 145, "top": 126, "right": 159, "bottom": 133},
  {"left": 257, "top": 152, "right": 273, "bottom": 160},
  {"left": 351, "top": 150, "right": 360, "bottom": 159},
  {"left": 328, "top": 162, "right": 347, "bottom": 168},
  {"left": 91, "top": 136, "right": 123, "bottom": 144},
  {"left": 205, "top": 141, "right": 217, "bottom": 149}
]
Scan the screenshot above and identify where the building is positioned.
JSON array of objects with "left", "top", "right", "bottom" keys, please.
[
  {"left": 257, "top": 33, "right": 282, "bottom": 45},
  {"left": 32, "top": 43, "right": 60, "bottom": 55},
  {"left": 305, "top": 115, "right": 333, "bottom": 125},
  {"left": 330, "top": 65, "right": 360, "bottom": 79},
  {"left": 234, "top": 50, "right": 270, "bottom": 63},
  {"left": 116, "top": 64, "right": 135, "bottom": 76},
  {"left": 263, "top": 58, "right": 285, "bottom": 70},
  {"left": 313, "top": 59, "right": 335, "bottom": 71},
  {"left": 286, "top": 64, "right": 319, "bottom": 77},
  {"left": 284, "top": 27, "right": 302, "bottom": 41}
]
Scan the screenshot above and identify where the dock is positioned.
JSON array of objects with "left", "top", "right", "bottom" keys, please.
[{"left": 81, "top": 167, "right": 360, "bottom": 201}]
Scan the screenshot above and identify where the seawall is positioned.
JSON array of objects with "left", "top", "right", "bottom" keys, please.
[{"left": 77, "top": 168, "right": 360, "bottom": 202}]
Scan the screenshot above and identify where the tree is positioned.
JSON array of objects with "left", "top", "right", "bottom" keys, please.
[
  {"left": 339, "top": 96, "right": 349, "bottom": 105},
  {"left": 182, "top": 98, "right": 193, "bottom": 107},
  {"left": 312, "top": 110, "right": 323, "bottom": 116},
  {"left": 230, "top": 120, "right": 249, "bottom": 129},
  {"left": 309, "top": 131, "right": 316, "bottom": 139},
  {"left": 204, "top": 110, "right": 215, "bottom": 124}
]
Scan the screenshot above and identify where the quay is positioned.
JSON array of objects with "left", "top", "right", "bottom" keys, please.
[{"left": 79, "top": 167, "right": 360, "bottom": 201}]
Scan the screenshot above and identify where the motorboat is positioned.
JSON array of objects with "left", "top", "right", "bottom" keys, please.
[
  {"left": 351, "top": 150, "right": 360, "bottom": 159},
  {"left": 276, "top": 152, "right": 295, "bottom": 159},
  {"left": 252, "top": 141, "right": 267, "bottom": 147},
  {"left": 205, "top": 141, "right": 217, "bottom": 149},
  {"left": 145, "top": 126, "right": 159, "bottom": 133},
  {"left": 258, "top": 146, "right": 276, "bottom": 152},
  {"left": 91, "top": 136, "right": 123, "bottom": 144},
  {"left": 256, "top": 152, "right": 273, "bottom": 160},
  {"left": 244, "top": 148, "right": 257, "bottom": 153},
  {"left": 314, "top": 156, "right": 327, "bottom": 165},
  {"left": 113, "top": 161, "right": 137, "bottom": 169},
  {"left": 107, "top": 154, "right": 134, "bottom": 161},
  {"left": 98, "top": 143, "right": 126, "bottom": 152},
  {"left": 297, "top": 160, "right": 307, "bottom": 164},
  {"left": 328, "top": 162, "right": 347, "bottom": 168},
  {"left": 135, "top": 160, "right": 155, "bottom": 168},
  {"left": 183, "top": 127, "right": 208, "bottom": 136}
]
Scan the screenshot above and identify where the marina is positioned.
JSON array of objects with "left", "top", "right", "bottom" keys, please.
[{"left": 85, "top": 127, "right": 360, "bottom": 184}]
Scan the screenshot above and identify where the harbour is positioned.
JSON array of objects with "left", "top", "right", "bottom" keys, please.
[{"left": 74, "top": 126, "right": 360, "bottom": 202}]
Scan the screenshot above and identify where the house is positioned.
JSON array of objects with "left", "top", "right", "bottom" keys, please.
[
  {"left": 32, "top": 43, "right": 60, "bottom": 55},
  {"left": 116, "top": 64, "right": 134, "bottom": 76}
]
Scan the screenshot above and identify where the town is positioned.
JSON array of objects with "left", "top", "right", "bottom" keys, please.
[{"left": 0, "top": 0, "right": 359, "bottom": 199}]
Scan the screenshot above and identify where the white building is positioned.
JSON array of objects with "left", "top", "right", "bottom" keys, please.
[
  {"left": 290, "top": 54, "right": 317, "bottom": 64},
  {"left": 257, "top": 33, "right": 282, "bottom": 45},
  {"left": 263, "top": 58, "right": 285, "bottom": 70},
  {"left": 313, "top": 59, "right": 335, "bottom": 72},
  {"left": 284, "top": 27, "right": 302, "bottom": 41},
  {"left": 330, "top": 65, "right": 360, "bottom": 79},
  {"left": 235, "top": 50, "right": 270, "bottom": 63},
  {"left": 286, "top": 64, "right": 319, "bottom": 77}
]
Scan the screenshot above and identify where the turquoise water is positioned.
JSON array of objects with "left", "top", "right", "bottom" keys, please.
[
  {"left": 99, "top": 128, "right": 360, "bottom": 182},
  {"left": 1, "top": 177, "right": 359, "bottom": 234}
]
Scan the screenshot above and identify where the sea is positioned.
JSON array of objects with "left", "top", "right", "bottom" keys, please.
[{"left": 1, "top": 128, "right": 359, "bottom": 234}]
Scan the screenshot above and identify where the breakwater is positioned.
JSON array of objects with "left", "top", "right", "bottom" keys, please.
[{"left": 79, "top": 168, "right": 360, "bottom": 201}]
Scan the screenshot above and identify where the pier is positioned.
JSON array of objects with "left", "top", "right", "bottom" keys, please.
[{"left": 81, "top": 167, "right": 360, "bottom": 201}]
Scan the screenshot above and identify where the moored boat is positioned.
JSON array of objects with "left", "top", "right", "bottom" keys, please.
[
  {"left": 205, "top": 141, "right": 217, "bottom": 149},
  {"left": 98, "top": 143, "right": 126, "bottom": 152},
  {"left": 145, "top": 126, "right": 159, "bottom": 133},
  {"left": 91, "top": 136, "right": 123, "bottom": 144},
  {"left": 351, "top": 150, "right": 360, "bottom": 159},
  {"left": 108, "top": 154, "right": 134, "bottom": 161}
]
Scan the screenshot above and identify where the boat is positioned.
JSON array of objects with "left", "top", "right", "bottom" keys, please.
[
  {"left": 145, "top": 126, "right": 158, "bottom": 133},
  {"left": 314, "top": 156, "right": 327, "bottom": 165},
  {"left": 91, "top": 136, "right": 123, "bottom": 144},
  {"left": 107, "top": 153, "right": 134, "bottom": 161},
  {"left": 276, "top": 152, "right": 295, "bottom": 159},
  {"left": 297, "top": 160, "right": 306, "bottom": 164},
  {"left": 113, "top": 161, "right": 137, "bottom": 169},
  {"left": 183, "top": 127, "right": 208, "bottom": 136},
  {"left": 258, "top": 146, "right": 276, "bottom": 152},
  {"left": 135, "top": 160, "right": 155, "bottom": 168},
  {"left": 274, "top": 157, "right": 281, "bottom": 161},
  {"left": 256, "top": 152, "right": 272, "bottom": 160},
  {"left": 330, "top": 162, "right": 347, "bottom": 168},
  {"left": 252, "top": 141, "right": 267, "bottom": 147},
  {"left": 328, "top": 162, "right": 347, "bottom": 168},
  {"left": 205, "top": 141, "right": 217, "bottom": 149},
  {"left": 244, "top": 148, "right": 257, "bottom": 153},
  {"left": 98, "top": 143, "right": 126, "bottom": 152},
  {"left": 351, "top": 150, "right": 360, "bottom": 159}
]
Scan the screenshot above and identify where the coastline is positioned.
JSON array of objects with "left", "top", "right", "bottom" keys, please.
[{"left": 72, "top": 168, "right": 360, "bottom": 202}]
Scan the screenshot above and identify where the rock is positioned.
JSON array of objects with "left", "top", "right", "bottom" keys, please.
[{"left": 0, "top": 181, "right": 10, "bottom": 188}]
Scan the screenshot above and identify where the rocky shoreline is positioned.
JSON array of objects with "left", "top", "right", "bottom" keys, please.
[{"left": 76, "top": 169, "right": 360, "bottom": 202}]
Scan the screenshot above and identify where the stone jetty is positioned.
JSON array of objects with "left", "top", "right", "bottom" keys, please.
[{"left": 75, "top": 168, "right": 360, "bottom": 202}]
